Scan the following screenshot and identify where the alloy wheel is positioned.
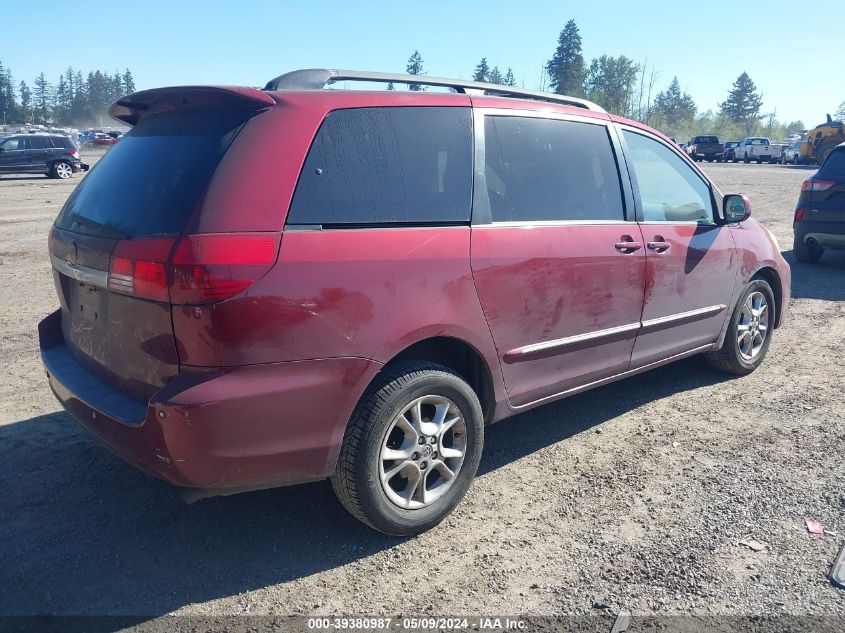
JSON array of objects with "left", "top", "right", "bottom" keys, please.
[
  {"left": 737, "top": 291, "right": 769, "bottom": 361},
  {"left": 56, "top": 162, "right": 72, "bottom": 179},
  {"left": 379, "top": 395, "right": 467, "bottom": 510}
]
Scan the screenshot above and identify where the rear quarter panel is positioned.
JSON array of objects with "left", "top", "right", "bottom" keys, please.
[{"left": 172, "top": 226, "right": 508, "bottom": 402}]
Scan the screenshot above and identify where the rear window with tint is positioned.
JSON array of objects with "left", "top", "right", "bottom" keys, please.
[
  {"left": 49, "top": 136, "right": 71, "bottom": 149},
  {"left": 484, "top": 116, "right": 624, "bottom": 222},
  {"left": 55, "top": 108, "right": 252, "bottom": 238},
  {"left": 698, "top": 136, "right": 718, "bottom": 144},
  {"left": 287, "top": 107, "right": 472, "bottom": 226},
  {"left": 819, "top": 150, "right": 845, "bottom": 180}
]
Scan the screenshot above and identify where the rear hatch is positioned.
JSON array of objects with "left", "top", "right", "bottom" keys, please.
[
  {"left": 50, "top": 105, "right": 262, "bottom": 402},
  {"left": 799, "top": 149, "right": 845, "bottom": 222}
]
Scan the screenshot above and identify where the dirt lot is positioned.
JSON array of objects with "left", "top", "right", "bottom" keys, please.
[{"left": 1, "top": 153, "right": 843, "bottom": 626}]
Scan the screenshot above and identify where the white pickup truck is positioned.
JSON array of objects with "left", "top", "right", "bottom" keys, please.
[{"left": 736, "top": 137, "right": 780, "bottom": 164}]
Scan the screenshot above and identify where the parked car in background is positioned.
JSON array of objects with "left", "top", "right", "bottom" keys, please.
[
  {"left": 737, "top": 137, "right": 779, "bottom": 164},
  {"left": 686, "top": 135, "right": 723, "bottom": 162},
  {"left": 93, "top": 132, "right": 117, "bottom": 146},
  {"left": 0, "top": 134, "right": 85, "bottom": 179},
  {"left": 723, "top": 141, "right": 740, "bottom": 162},
  {"left": 793, "top": 142, "right": 845, "bottom": 263},
  {"left": 79, "top": 129, "right": 106, "bottom": 145},
  {"left": 781, "top": 140, "right": 804, "bottom": 165},
  {"left": 39, "top": 69, "right": 791, "bottom": 535}
]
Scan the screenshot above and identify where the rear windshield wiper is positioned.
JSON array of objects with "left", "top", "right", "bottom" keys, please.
[{"left": 67, "top": 214, "right": 129, "bottom": 239}]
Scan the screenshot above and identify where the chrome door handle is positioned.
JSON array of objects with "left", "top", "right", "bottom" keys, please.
[
  {"left": 615, "top": 237, "right": 642, "bottom": 253},
  {"left": 647, "top": 237, "right": 671, "bottom": 253}
]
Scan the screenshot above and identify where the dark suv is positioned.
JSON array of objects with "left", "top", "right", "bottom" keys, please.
[
  {"left": 0, "top": 134, "right": 84, "bottom": 178},
  {"left": 39, "top": 69, "right": 791, "bottom": 535},
  {"left": 793, "top": 142, "right": 845, "bottom": 262}
]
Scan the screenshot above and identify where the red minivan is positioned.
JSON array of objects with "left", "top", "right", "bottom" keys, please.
[{"left": 39, "top": 69, "right": 791, "bottom": 535}]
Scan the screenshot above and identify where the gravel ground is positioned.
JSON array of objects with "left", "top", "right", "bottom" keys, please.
[{"left": 0, "top": 155, "right": 843, "bottom": 628}]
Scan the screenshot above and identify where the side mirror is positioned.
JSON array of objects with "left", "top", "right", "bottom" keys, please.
[{"left": 723, "top": 194, "right": 751, "bottom": 223}]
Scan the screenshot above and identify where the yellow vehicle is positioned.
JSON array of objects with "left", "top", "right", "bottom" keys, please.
[{"left": 800, "top": 115, "right": 845, "bottom": 164}]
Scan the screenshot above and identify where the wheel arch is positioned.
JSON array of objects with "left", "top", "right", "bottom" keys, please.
[
  {"left": 383, "top": 336, "right": 497, "bottom": 424},
  {"left": 750, "top": 266, "right": 784, "bottom": 329}
]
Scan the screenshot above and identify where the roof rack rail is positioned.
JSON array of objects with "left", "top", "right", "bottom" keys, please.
[{"left": 263, "top": 69, "right": 606, "bottom": 114}]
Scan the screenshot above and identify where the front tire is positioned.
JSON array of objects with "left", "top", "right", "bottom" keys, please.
[
  {"left": 331, "top": 361, "right": 484, "bottom": 536},
  {"left": 705, "top": 280, "right": 775, "bottom": 376},
  {"left": 793, "top": 235, "right": 824, "bottom": 263}
]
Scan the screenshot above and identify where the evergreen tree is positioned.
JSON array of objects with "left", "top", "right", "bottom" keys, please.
[
  {"left": 70, "top": 70, "right": 86, "bottom": 123},
  {"left": 19, "top": 81, "right": 31, "bottom": 123},
  {"left": 488, "top": 66, "right": 502, "bottom": 84},
  {"left": 122, "top": 68, "right": 136, "bottom": 94},
  {"left": 584, "top": 55, "right": 639, "bottom": 116},
  {"left": 836, "top": 101, "right": 845, "bottom": 120},
  {"left": 545, "top": 20, "right": 585, "bottom": 96},
  {"left": 472, "top": 58, "right": 490, "bottom": 82},
  {"left": 720, "top": 72, "right": 763, "bottom": 135},
  {"left": 0, "top": 61, "right": 18, "bottom": 124},
  {"left": 405, "top": 50, "right": 425, "bottom": 91},
  {"left": 86, "top": 70, "right": 110, "bottom": 119},
  {"left": 651, "top": 77, "right": 697, "bottom": 132},
  {"left": 109, "top": 70, "right": 123, "bottom": 100},
  {"left": 33, "top": 72, "right": 52, "bottom": 124},
  {"left": 503, "top": 67, "right": 516, "bottom": 87},
  {"left": 54, "top": 75, "right": 72, "bottom": 123},
  {"left": 64, "top": 67, "right": 75, "bottom": 96}
]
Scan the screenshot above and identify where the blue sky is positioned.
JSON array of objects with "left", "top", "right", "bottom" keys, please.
[{"left": 2, "top": 0, "right": 841, "bottom": 126}]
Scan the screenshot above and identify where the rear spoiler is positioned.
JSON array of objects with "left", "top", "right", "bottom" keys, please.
[{"left": 109, "top": 86, "right": 276, "bottom": 126}]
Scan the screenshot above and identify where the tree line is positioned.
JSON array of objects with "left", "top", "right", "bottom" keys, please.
[
  {"left": 401, "top": 20, "right": 843, "bottom": 141},
  {"left": 0, "top": 61, "right": 136, "bottom": 127}
]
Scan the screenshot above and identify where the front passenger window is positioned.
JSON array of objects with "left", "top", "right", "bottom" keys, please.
[
  {"left": 1, "top": 138, "right": 22, "bottom": 151},
  {"left": 623, "top": 130, "right": 714, "bottom": 223}
]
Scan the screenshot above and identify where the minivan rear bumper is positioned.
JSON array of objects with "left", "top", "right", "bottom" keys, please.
[{"left": 39, "top": 309, "right": 381, "bottom": 491}]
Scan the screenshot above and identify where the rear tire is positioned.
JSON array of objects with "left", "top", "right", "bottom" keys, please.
[
  {"left": 705, "top": 279, "right": 775, "bottom": 376},
  {"left": 50, "top": 161, "right": 73, "bottom": 179},
  {"left": 331, "top": 361, "right": 484, "bottom": 536},
  {"left": 793, "top": 235, "right": 824, "bottom": 263}
]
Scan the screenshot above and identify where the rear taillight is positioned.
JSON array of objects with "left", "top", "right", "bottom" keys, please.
[
  {"left": 108, "top": 238, "right": 174, "bottom": 302},
  {"left": 801, "top": 179, "right": 835, "bottom": 192},
  {"left": 169, "top": 233, "right": 280, "bottom": 304},
  {"left": 107, "top": 233, "right": 280, "bottom": 305},
  {"left": 794, "top": 208, "right": 805, "bottom": 222},
  {"left": 68, "top": 149, "right": 79, "bottom": 158}
]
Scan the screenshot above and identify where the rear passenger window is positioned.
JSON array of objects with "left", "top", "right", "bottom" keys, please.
[
  {"left": 483, "top": 116, "right": 624, "bottom": 222},
  {"left": 623, "top": 130, "right": 714, "bottom": 223},
  {"left": 288, "top": 107, "right": 472, "bottom": 226},
  {"left": 29, "top": 137, "right": 49, "bottom": 150},
  {"left": 49, "top": 137, "right": 68, "bottom": 149}
]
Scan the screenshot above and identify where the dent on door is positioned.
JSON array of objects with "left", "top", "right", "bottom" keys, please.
[
  {"left": 471, "top": 223, "right": 647, "bottom": 406},
  {"left": 631, "top": 223, "right": 738, "bottom": 366}
]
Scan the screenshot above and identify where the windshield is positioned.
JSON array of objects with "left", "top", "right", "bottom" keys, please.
[{"left": 55, "top": 108, "right": 252, "bottom": 238}]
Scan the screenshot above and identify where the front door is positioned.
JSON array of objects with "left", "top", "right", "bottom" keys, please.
[
  {"left": 620, "top": 129, "right": 738, "bottom": 367},
  {"left": 470, "top": 112, "right": 645, "bottom": 407},
  {"left": 0, "top": 137, "right": 28, "bottom": 173}
]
